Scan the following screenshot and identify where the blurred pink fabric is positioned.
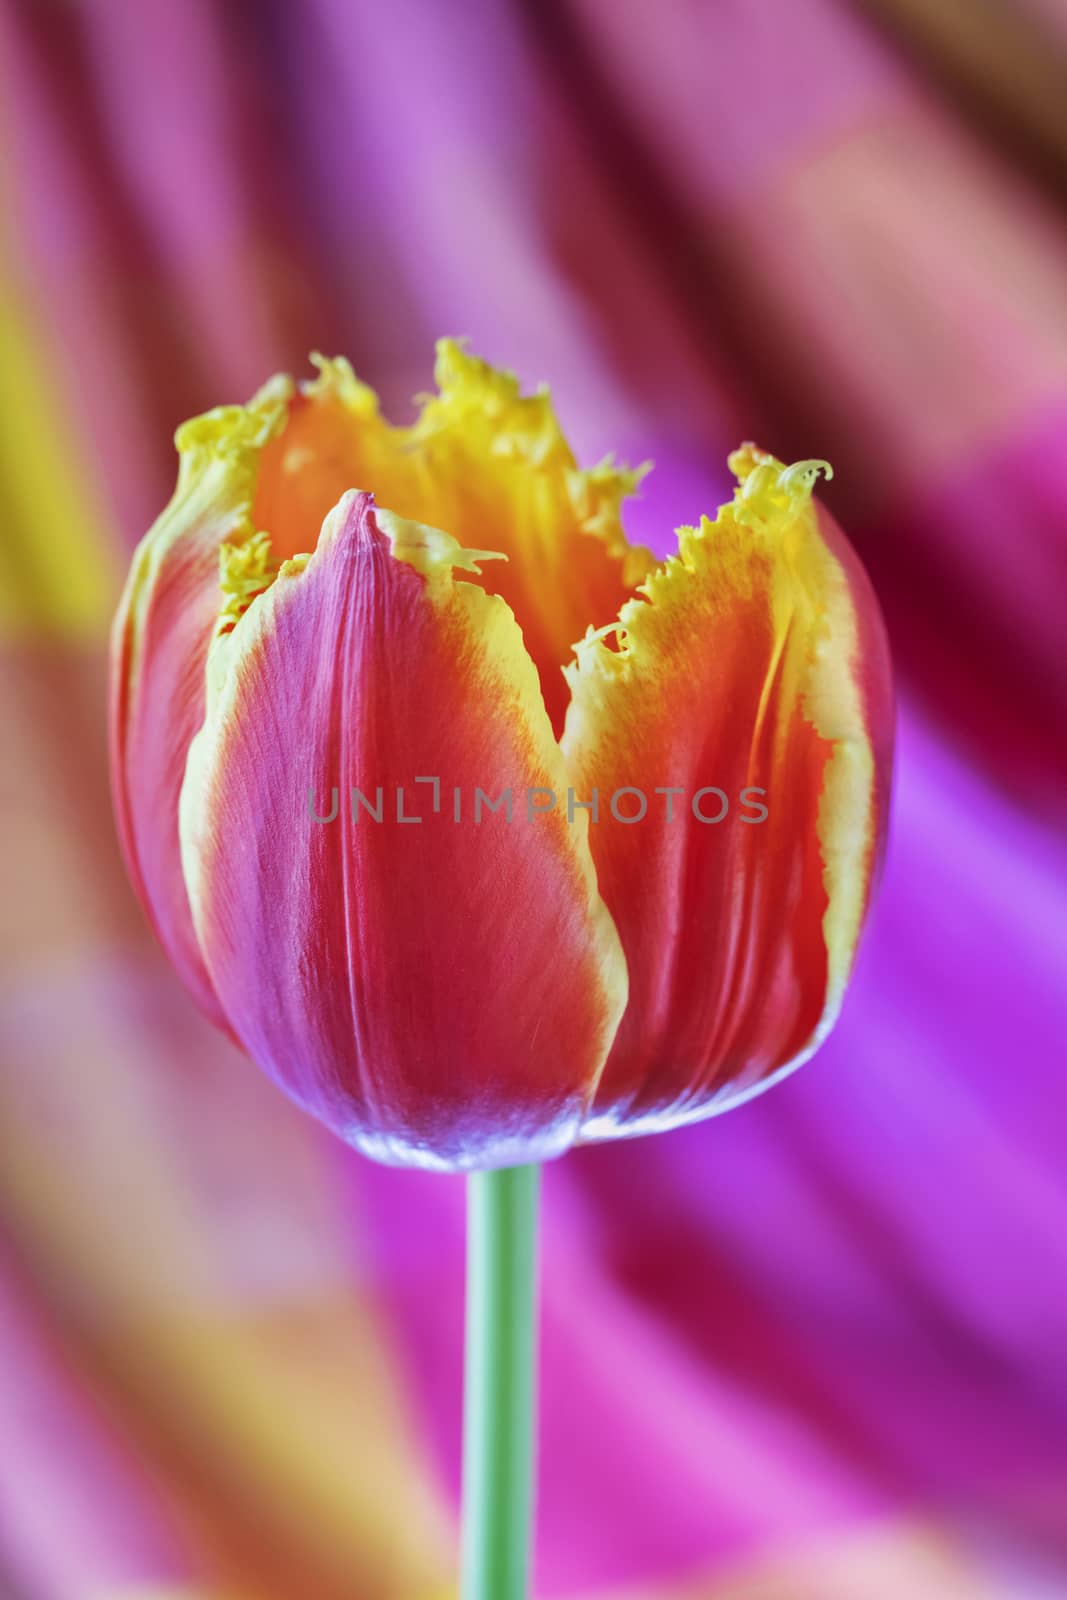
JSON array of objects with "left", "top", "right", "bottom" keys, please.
[{"left": 1, "top": 2, "right": 1066, "bottom": 1596}]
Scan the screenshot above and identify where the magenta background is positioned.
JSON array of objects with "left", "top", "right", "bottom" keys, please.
[{"left": 1, "top": 2, "right": 1066, "bottom": 1596}]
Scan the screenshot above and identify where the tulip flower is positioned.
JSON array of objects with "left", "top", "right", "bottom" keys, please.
[
  {"left": 111, "top": 341, "right": 892, "bottom": 1171},
  {"left": 110, "top": 340, "right": 892, "bottom": 1598}
]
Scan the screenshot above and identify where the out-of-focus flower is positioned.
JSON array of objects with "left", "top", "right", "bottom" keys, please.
[{"left": 110, "top": 342, "right": 892, "bottom": 1169}]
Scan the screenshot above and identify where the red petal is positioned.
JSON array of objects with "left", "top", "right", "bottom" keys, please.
[
  {"left": 109, "top": 383, "right": 290, "bottom": 1022},
  {"left": 561, "top": 448, "right": 893, "bottom": 1137},
  {"left": 180, "top": 493, "right": 627, "bottom": 1169}
]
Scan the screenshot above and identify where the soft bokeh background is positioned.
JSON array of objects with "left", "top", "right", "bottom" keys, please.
[{"left": 2, "top": 2, "right": 1066, "bottom": 1596}]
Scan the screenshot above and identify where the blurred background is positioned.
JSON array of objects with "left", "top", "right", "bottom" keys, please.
[{"left": 2, "top": 1, "right": 1066, "bottom": 1596}]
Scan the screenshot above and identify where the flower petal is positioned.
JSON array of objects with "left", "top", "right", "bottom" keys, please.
[
  {"left": 562, "top": 447, "right": 893, "bottom": 1138},
  {"left": 179, "top": 492, "right": 628, "bottom": 1169},
  {"left": 109, "top": 379, "right": 291, "bottom": 1021},
  {"left": 253, "top": 342, "right": 656, "bottom": 734}
]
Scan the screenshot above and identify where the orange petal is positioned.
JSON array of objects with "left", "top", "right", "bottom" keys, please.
[
  {"left": 109, "top": 379, "right": 291, "bottom": 1021},
  {"left": 179, "top": 492, "right": 628, "bottom": 1169},
  {"left": 253, "top": 342, "right": 655, "bottom": 734},
  {"left": 561, "top": 446, "right": 893, "bottom": 1138}
]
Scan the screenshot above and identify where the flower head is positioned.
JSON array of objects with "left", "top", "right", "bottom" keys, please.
[{"left": 110, "top": 342, "right": 892, "bottom": 1169}]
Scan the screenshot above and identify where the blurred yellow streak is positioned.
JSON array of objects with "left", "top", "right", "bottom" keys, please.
[{"left": 0, "top": 236, "right": 117, "bottom": 642}]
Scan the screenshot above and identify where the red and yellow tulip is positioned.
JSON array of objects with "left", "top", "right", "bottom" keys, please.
[{"left": 110, "top": 343, "right": 892, "bottom": 1169}]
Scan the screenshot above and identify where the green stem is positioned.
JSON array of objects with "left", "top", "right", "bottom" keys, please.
[{"left": 461, "top": 1164, "right": 541, "bottom": 1600}]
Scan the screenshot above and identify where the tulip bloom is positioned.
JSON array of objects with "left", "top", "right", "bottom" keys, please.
[{"left": 110, "top": 342, "right": 892, "bottom": 1170}]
